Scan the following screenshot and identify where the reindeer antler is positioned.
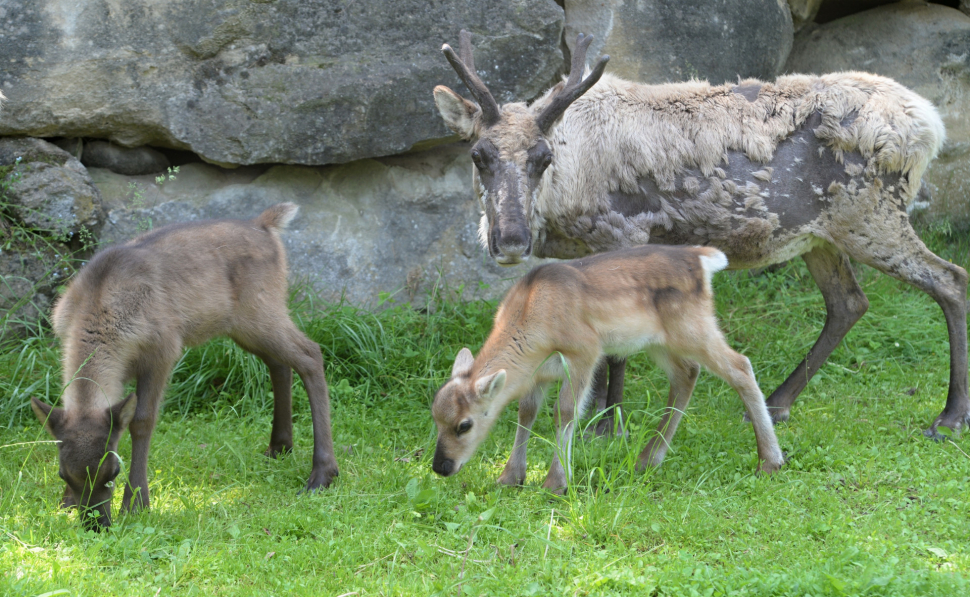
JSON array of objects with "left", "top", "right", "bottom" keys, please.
[
  {"left": 442, "top": 30, "right": 501, "bottom": 127},
  {"left": 536, "top": 33, "right": 610, "bottom": 133}
]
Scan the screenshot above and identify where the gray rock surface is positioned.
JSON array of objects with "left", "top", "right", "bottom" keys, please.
[
  {"left": 564, "top": 0, "right": 793, "bottom": 84},
  {"left": 0, "top": 0, "right": 564, "bottom": 167},
  {"left": 92, "top": 144, "right": 541, "bottom": 307},
  {"left": 81, "top": 141, "right": 171, "bottom": 176},
  {"left": 788, "top": 0, "right": 823, "bottom": 31},
  {"left": 0, "top": 138, "right": 98, "bottom": 337},
  {"left": 0, "top": 138, "right": 104, "bottom": 237},
  {"left": 786, "top": 2, "right": 970, "bottom": 221},
  {"left": 0, "top": 238, "right": 72, "bottom": 340}
]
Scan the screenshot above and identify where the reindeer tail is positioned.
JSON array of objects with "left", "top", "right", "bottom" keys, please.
[
  {"left": 255, "top": 202, "right": 299, "bottom": 231},
  {"left": 696, "top": 247, "right": 729, "bottom": 295}
]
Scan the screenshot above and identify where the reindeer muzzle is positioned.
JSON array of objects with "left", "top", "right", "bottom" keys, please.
[{"left": 432, "top": 442, "right": 458, "bottom": 477}]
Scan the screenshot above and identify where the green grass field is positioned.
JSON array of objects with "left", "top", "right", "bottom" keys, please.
[{"left": 1, "top": 226, "right": 969, "bottom": 596}]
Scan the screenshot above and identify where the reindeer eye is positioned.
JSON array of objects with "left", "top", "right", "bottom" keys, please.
[
  {"left": 542, "top": 154, "right": 553, "bottom": 168},
  {"left": 456, "top": 420, "right": 473, "bottom": 436},
  {"left": 470, "top": 149, "right": 483, "bottom": 166}
]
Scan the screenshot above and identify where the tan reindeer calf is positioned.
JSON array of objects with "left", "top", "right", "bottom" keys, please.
[
  {"left": 31, "top": 203, "right": 338, "bottom": 528},
  {"left": 431, "top": 245, "right": 783, "bottom": 491}
]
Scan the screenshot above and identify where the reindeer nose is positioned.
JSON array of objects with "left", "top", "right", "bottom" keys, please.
[
  {"left": 432, "top": 458, "right": 455, "bottom": 476},
  {"left": 432, "top": 444, "right": 456, "bottom": 477},
  {"left": 493, "top": 226, "right": 531, "bottom": 264}
]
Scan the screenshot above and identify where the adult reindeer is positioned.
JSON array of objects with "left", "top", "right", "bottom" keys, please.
[{"left": 433, "top": 30, "right": 968, "bottom": 437}]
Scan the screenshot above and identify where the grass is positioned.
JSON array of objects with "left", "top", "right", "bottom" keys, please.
[{"left": 1, "top": 227, "right": 969, "bottom": 596}]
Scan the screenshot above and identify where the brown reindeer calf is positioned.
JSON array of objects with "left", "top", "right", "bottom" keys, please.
[
  {"left": 31, "top": 203, "right": 338, "bottom": 528},
  {"left": 431, "top": 245, "right": 783, "bottom": 492}
]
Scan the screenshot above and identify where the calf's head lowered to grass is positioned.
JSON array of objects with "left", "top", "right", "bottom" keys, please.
[
  {"left": 32, "top": 394, "right": 136, "bottom": 528},
  {"left": 431, "top": 347, "right": 508, "bottom": 477}
]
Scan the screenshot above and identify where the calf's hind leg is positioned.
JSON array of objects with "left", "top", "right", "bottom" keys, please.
[
  {"left": 234, "top": 318, "right": 339, "bottom": 491},
  {"left": 637, "top": 352, "right": 699, "bottom": 470},
  {"left": 687, "top": 335, "right": 784, "bottom": 473}
]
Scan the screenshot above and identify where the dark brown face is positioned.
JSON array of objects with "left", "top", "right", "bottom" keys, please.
[
  {"left": 470, "top": 135, "right": 553, "bottom": 265},
  {"left": 57, "top": 434, "right": 123, "bottom": 529},
  {"left": 32, "top": 394, "right": 135, "bottom": 530}
]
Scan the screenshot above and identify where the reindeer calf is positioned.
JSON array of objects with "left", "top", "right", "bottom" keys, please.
[
  {"left": 31, "top": 203, "right": 338, "bottom": 528},
  {"left": 431, "top": 245, "right": 783, "bottom": 491}
]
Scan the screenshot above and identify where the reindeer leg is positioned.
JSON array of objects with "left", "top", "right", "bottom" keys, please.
[
  {"left": 250, "top": 351, "right": 294, "bottom": 458},
  {"left": 838, "top": 212, "right": 969, "bottom": 436},
  {"left": 583, "top": 360, "right": 609, "bottom": 439},
  {"left": 497, "top": 383, "right": 548, "bottom": 486},
  {"left": 543, "top": 359, "right": 595, "bottom": 494},
  {"left": 237, "top": 320, "right": 338, "bottom": 491},
  {"left": 122, "top": 354, "right": 175, "bottom": 513},
  {"left": 763, "top": 244, "right": 869, "bottom": 423},
  {"left": 692, "top": 337, "right": 784, "bottom": 473},
  {"left": 638, "top": 352, "right": 698, "bottom": 470},
  {"left": 595, "top": 356, "right": 627, "bottom": 437}
]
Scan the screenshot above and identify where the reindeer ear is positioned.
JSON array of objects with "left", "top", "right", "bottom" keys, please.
[
  {"left": 451, "top": 347, "right": 475, "bottom": 378},
  {"left": 475, "top": 370, "right": 506, "bottom": 400},
  {"left": 434, "top": 85, "right": 480, "bottom": 140},
  {"left": 109, "top": 393, "right": 138, "bottom": 432},
  {"left": 31, "top": 397, "right": 65, "bottom": 438}
]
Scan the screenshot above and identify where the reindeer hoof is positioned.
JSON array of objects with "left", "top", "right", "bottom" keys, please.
[
  {"left": 586, "top": 417, "right": 628, "bottom": 439},
  {"left": 541, "top": 483, "right": 567, "bottom": 496},
  {"left": 540, "top": 475, "right": 567, "bottom": 495},
  {"left": 302, "top": 464, "right": 339, "bottom": 493},
  {"left": 264, "top": 444, "right": 293, "bottom": 459},
  {"left": 496, "top": 471, "right": 526, "bottom": 487},
  {"left": 757, "top": 461, "right": 784, "bottom": 475},
  {"left": 924, "top": 409, "right": 969, "bottom": 441}
]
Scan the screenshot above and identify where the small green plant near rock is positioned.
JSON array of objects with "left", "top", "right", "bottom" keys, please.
[{"left": 126, "top": 165, "right": 179, "bottom": 233}]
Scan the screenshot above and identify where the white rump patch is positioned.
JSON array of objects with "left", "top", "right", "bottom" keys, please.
[
  {"left": 698, "top": 250, "right": 728, "bottom": 291},
  {"left": 276, "top": 203, "right": 299, "bottom": 229}
]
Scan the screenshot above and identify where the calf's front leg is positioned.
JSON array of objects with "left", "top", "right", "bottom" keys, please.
[
  {"left": 122, "top": 362, "right": 172, "bottom": 513},
  {"left": 543, "top": 360, "right": 595, "bottom": 493},
  {"left": 497, "top": 383, "right": 547, "bottom": 486}
]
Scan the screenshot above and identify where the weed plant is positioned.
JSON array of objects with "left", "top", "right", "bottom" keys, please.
[{"left": 1, "top": 227, "right": 968, "bottom": 596}]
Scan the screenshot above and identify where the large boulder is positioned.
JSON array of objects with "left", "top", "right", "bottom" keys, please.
[
  {"left": 91, "top": 144, "right": 541, "bottom": 306},
  {"left": 0, "top": 238, "right": 73, "bottom": 340},
  {"left": 0, "top": 138, "right": 104, "bottom": 238},
  {"left": 786, "top": 2, "right": 970, "bottom": 222},
  {"left": 564, "top": 0, "right": 793, "bottom": 84},
  {"left": 0, "top": 138, "right": 103, "bottom": 338},
  {"left": 0, "top": 0, "right": 564, "bottom": 167}
]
